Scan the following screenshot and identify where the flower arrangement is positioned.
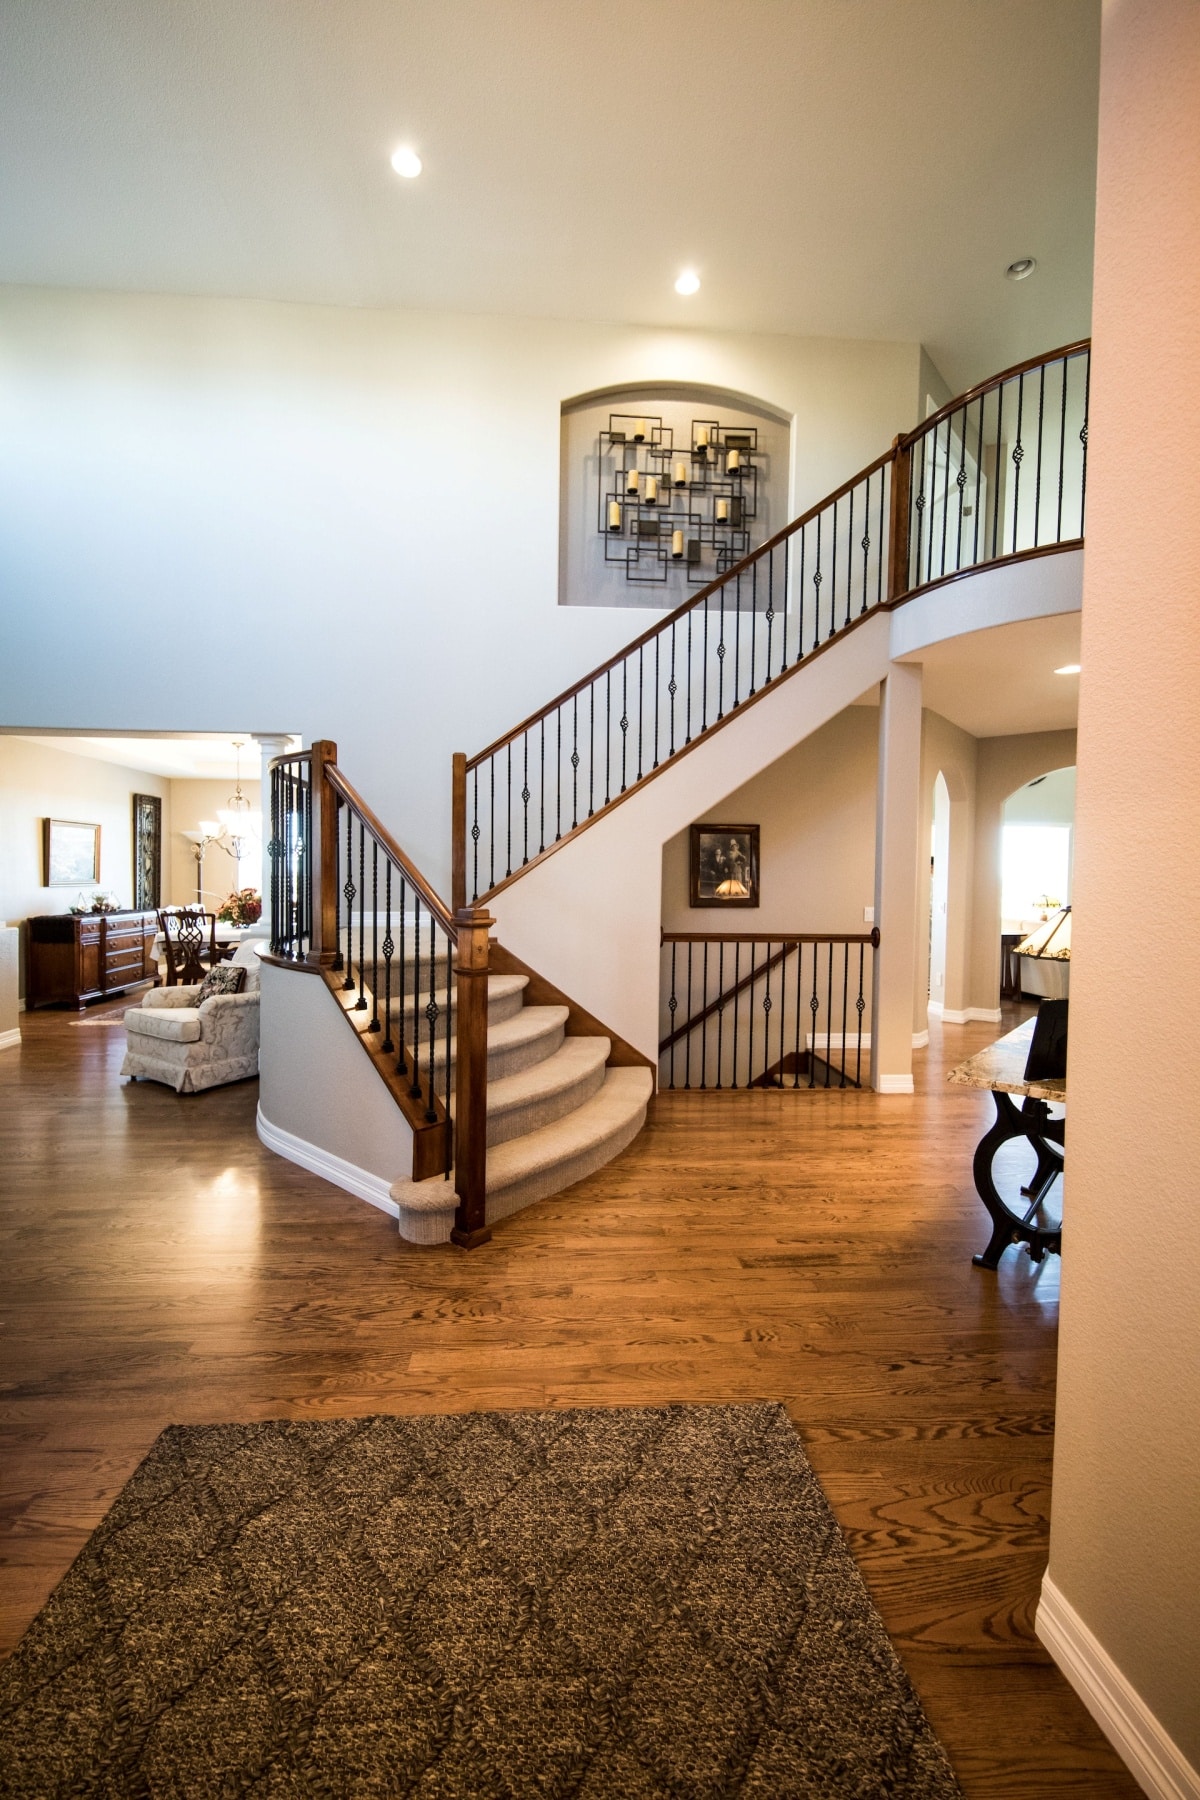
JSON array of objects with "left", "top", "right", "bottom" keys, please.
[{"left": 216, "top": 888, "right": 263, "bottom": 927}]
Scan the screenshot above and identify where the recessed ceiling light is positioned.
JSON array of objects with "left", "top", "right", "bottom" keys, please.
[
  {"left": 1055, "top": 663, "right": 1081, "bottom": 675},
  {"left": 390, "top": 147, "right": 423, "bottom": 179},
  {"left": 1005, "top": 257, "right": 1037, "bottom": 281},
  {"left": 674, "top": 269, "right": 701, "bottom": 296}
]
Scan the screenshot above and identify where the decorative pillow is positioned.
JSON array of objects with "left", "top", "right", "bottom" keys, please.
[{"left": 195, "top": 964, "right": 247, "bottom": 1003}]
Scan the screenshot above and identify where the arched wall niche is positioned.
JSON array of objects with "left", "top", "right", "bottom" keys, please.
[{"left": 559, "top": 380, "right": 793, "bottom": 611}]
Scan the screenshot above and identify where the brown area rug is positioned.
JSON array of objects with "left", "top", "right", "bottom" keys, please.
[{"left": 0, "top": 1405, "right": 963, "bottom": 1798}]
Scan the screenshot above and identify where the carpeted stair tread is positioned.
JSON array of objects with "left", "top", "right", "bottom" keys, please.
[
  {"left": 477, "top": 1034, "right": 611, "bottom": 1146},
  {"left": 340, "top": 971, "right": 526, "bottom": 1034}
]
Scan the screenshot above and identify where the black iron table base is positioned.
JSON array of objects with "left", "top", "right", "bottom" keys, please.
[{"left": 971, "top": 1090, "right": 1064, "bottom": 1269}]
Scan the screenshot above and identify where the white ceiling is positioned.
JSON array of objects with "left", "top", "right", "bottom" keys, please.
[
  {"left": 0, "top": 0, "right": 1100, "bottom": 393},
  {"left": 899, "top": 612, "right": 1082, "bottom": 737},
  {"left": 8, "top": 734, "right": 287, "bottom": 781}
]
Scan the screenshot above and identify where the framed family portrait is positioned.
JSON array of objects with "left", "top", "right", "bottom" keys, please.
[
  {"left": 689, "top": 823, "right": 759, "bottom": 908},
  {"left": 43, "top": 818, "right": 101, "bottom": 887}
]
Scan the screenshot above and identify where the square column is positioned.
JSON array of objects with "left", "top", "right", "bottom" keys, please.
[{"left": 871, "top": 662, "right": 922, "bottom": 1093}]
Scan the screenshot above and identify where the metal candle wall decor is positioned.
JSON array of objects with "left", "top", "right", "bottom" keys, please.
[{"left": 599, "top": 414, "right": 761, "bottom": 586}]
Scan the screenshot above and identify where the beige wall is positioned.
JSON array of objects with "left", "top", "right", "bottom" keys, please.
[
  {"left": 0, "top": 737, "right": 172, "bottom": 994},
  {"left": 917, "top": 710, "right": 978, "bottom": 1025},
  {"left": 167, "top": 778, "right": 263, "bottom": 911},
  {"left": 1043, "top": 0, "right": 1200, "bottom": 1777},
  {"left": 661, "top": 704, "right": 878, "bottom": 937}
]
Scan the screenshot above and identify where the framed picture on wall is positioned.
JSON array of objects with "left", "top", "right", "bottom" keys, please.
[
  {"left": 43, "top": 819, "right": 101, "bottom": 887},
  {"left": 689, "top": 823, "right": 759, "bottom": 908},
  {"left": 132, "top": 794, "right": 162, "bottom": 910}
]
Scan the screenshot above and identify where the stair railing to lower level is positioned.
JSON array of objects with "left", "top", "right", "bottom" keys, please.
[
  {"left": 660, "top": 929, "right": 879, "bottom": 1092},
  {"left": 453, "top": 340, "right": 1090, "bottom": 910},
  {"left": 268, "top": 741, "right": 493, "bottom": 1248}
]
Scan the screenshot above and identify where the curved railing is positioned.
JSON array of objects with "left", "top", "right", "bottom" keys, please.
[{"left": 454, "top": 341, "right": 1090, "bottom": 907}]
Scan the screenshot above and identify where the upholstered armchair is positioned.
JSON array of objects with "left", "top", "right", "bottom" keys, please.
[{"left": 122, "top": 942, "right": 261, "bottom": 1094}]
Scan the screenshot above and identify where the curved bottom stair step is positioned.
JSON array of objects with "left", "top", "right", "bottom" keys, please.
[{"left": 391, "top": 1066, "right": 653, "bottom": 1245}]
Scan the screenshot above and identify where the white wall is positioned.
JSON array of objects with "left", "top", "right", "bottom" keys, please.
[
  {"left": 1040, "top": 2, "right": 1200, "bottom": 1786},
  {"left": 0, "top": 735, "right": 172, "bottom": 993},
  {"left": 0, "top": 288, "right": 922, "bottom": 893}
]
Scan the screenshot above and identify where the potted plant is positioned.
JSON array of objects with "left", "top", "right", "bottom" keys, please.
[{"left": 216, "top": 888, "right": 263, "bottom": 928}]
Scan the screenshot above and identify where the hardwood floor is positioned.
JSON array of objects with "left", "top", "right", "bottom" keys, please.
[{"left": 0, "top": 998, "right": 1138, "bottom": 1797}]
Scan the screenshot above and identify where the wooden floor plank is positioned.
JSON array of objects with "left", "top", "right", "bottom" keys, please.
[{"left": 0, "top": 995, "right": 1138, "bottom": 1798}]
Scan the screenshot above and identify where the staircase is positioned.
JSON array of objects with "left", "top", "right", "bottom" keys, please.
[
  {"left": 261, "top": 341, "right": 1091, "bottom": 1247},
  {"left": 326, "top": 943, "right": 652, "bottom": 1243}
]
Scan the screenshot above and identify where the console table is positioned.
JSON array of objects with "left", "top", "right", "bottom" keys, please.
[
  {"left": 25, "top": 911, "right": 158, "bottom": 1010},
  {"left": 948, "top": 1017, "right": 1065, "bottom": 1269}
]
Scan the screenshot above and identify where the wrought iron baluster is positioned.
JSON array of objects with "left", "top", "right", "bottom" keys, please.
[
  {"left": 839, "top": 941, "right": 849, "bottom": 1087},
  {"left": 1011, "top": 372, "right": 1026, "bottom": 556},
  {"left": 571, "top": 693, "right": 579, "bottom": 831},
  {"left": 876, "top": 464, "right": 886, "bottom": 606},
  {"left": 939, "top": 416, "right": 951, "bottom": 580},
  {"left": 470, "top": 767, "right": 480, "bottom": 905},
  {"left": 808, "top": 949, "right": 819, "bottom": 1087},
  {"left": 824, "top": 940, "right": 834, "bottom": 1087},
  {"left": 702, "top": 594, "right": 709, "bottom": 732},
  {"left": 619, "top": 659, "right": 628, "bottom": 794},
  {"left": 845, "top": 485, "right": 855, "bottom": 628},
  {"left": 1056, "top": 355, "right": 1068, "bottom": 542},
  {"left": 731, "top": 942, "right": 741, "bottom": 1088},
  {"left": 812, "top": 512, "right": 823, "bottom": 651},
  {"left": 355, "top": 821, "right": 367, "bottom": 1011},
  {"left": 856, "top": 944, "right": 866, "bottom": 1088},
  {"left": 443, "top": 921, "right": 452, "bottom": 1156},
  {"left": 765, "top": 546, "right": 774, "bottom": 684},
  {"left": 539, "top": 717, "right": 545, "bottom": 856},
  {"left": 684, "top": 944, "right": 693, "bottom": 1090},
  {"left": 395, "top": 878, "right": 408, "bottom": 1076},
  {"left": 829, "top": 499, "right": 839, "bottom": 636},
  {"left": 1033, "top": 363, "right": 1046, "bottom": 548},
  {"left": 556, "top": 709, "right": 563, "bottom": 842},
  {"left": 342, "top": 801, "right": 355, "bottom": 988},
  {"left": 715, "top": 940, "right": 724, "bottom": 1088},
  {"left": 973, "top": 394, "right": 985, "bottom": 568},
  {"left": 368, "top": 839, "right": 380, "bottom": 1031},
  {"left": 381, "top": 862, "right": 394, "bottom": 1053},
  {"left": 732, "top": 567, "right": 742, "bottom": 709},
  {"left": 700, "top": 941, "right": 709, "bottom": 1090},
  {"left": 409, "top": 897, "right": 423, "bottom": 1099},
  {"left": 505, "top": 742, "right": 513, "bottom": 880},
  {"left": 684, "top": 607, "right": 693, "bottom": 746},
  {"left": 782, "top": 535, "right": 791, "bottom": 671},
  {"left": 749, "top": 559, "right": 757, "bottom": 697},
  {"left": 588, "top": 684, "right": 595, "bottom": 818},
  {"left": 954, "top": 408, "right": 967, "bottom": 573},
  {"left": 667, "top": 941, "right": 677, "bottom": 1090},
  {"left": 489, "top": 758, "right": 495, "bottom": 893},
  {"left": 521, "top": 732, "right": 529, "bottom": 869},
  {"left": 424, "top": 910, "right": 438, "bottom": 1123},
  {"left": 1079, "top": 349, "right": 1090, "bottom": 535},
  {"left": 652, "top": 635, "right": 660, "bottom": 771},
  {"left": 991, "top": 381, "right": 1004, "bottom": 561},
  {"left": 636, "top": 644, "right": 644, "bottom": 782},
  {"left": 605, "top": 668, "right": 612, "bottom": 806},
  {"left": 912, "top": 431, "right": 926, "bottom": 588},
  {"left": 762, "top": 946, "right": 774, "bottom": 1085},
  {"left": 792, "top": 941, "right": 803, "bottom": 1087},
  {"left": 716, "top": 581, "right": 726, "bottom": 721}
]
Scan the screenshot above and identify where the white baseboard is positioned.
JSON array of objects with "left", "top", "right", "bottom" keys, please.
[
  {"left": 965, "top": 1006, "right": 1003, "bottom": 1023},
  {"left": 1036, "top": 1576, "right": 1200, "bottom": 1800},
  {"left": 875, "top": 1073, "right": 915, "bottom": 1094},
  {"left": 256, "top": 1105, "right": 399, "bottom": 1220},
  {"left": 911, "top": 1029, "right": 929, "bottom": 1048},
  {"left": 927, "top": 1000, "right": 943, "bottom": 1018},
  {"left": 0, "top": 1026, "right": 21, "bottom": 1051}
]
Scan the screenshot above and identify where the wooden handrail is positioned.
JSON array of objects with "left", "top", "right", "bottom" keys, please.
[
  {"left": 663, "top": 929, "right": 880, "bottom": 946},
  {"left": 323, "top": 762, "right": 458, "bottom": 941},
  {"left": 465, "top": 446, "right": 895, "bottom": 770},
  {"left": 900, "top": 338, "right": 1091, "bottom": 449}
]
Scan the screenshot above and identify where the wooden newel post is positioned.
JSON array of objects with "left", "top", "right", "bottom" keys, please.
[
  {"left": 887, "top": 435, "right": 912, "bottom": 606},
  {"left": 451, "top": 752, "right": 467, "bottom": 918},
  {"left": 450, "top": 905, "right": 493, "bottom": 1249},
  {"left": 306, "top": 739, "right": 339, "bottom": 969}
]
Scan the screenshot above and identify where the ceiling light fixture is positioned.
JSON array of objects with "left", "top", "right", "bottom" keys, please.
[
  {"left": 1005, "top": 257, "right": 1037, "bottom": 281},
  {"left": 1055, "top": 663, "right": 1081, "bottom": 674},
  {"left": 674, "top": 269, "right": 701, "bottom": 296},
  {"left": 390, "top": 146, "right": 423, "bottom": 179}
]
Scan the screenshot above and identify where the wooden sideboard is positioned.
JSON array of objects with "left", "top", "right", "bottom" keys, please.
[{"left": 25, "top": 911, "right": 158, "bottom": 1010}]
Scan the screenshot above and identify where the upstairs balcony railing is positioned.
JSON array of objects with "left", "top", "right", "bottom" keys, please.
[{"left": 454, "top": 340, "right": 1089, "bottom": 909}]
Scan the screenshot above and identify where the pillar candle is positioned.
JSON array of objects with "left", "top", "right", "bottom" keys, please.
[
  {"left": 626, "top": 469, "right": 639, "bottom": 494},
  {"left": 644, "top": 474, "right": 658, "bottom": 504},
  {"left": 673, "top": 460, "right": 688, "bottom": 487},
  {"left": 727, "top": 449, "right": 741, "bottom": 474},
  {"left": 608, "top": 499, "right": 622, "bottom": 531},
  {"left": 634, "top": 419, "right": 647, "bottom": 442},
  {"left": 696, "top": 427, "right": 709, "bottom": 449},
  {"left": 671, "top": 529, "right": 684, "bottom": 558},
  {"left": 716, "top": 498, "right": 730, "bottom": 523}
]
